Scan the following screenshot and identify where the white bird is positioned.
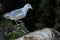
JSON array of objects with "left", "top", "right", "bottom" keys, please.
[
  {"left": 3, "top": 3, "right": 32, "bottom": 34},
  {"left": 3, "top": 3, "right": 33, "bottom": 25}
]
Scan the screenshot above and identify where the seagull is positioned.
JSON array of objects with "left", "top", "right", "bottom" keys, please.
[
  {"left": 3, "top": 3, "right": 32, "bottom": 34},
  {"left": 3, "top": 3, "right": 33, "bottom": 25}
]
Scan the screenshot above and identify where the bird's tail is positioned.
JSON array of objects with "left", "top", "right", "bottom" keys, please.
[{"left": 3, "top": 14, "right": 10, "bottom": 19}]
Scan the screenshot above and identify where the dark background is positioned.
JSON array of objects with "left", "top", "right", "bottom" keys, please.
[{"left": 0, "top": 0, "right": 60, "bottom": 40}]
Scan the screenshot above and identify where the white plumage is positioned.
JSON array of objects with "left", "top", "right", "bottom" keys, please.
[{"left": 3, "top": 3, "right": 32, "bottom": 20}]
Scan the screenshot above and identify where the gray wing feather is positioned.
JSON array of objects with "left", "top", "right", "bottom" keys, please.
[
  {"left": 9, "top": 8, "right": 23, "bottom": 17},
  {"left": 5, "top": 8, "right": 23, "bottom": 17}
]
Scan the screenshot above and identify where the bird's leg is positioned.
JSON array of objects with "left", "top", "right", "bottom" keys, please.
[
  {"left": 16, "top": 20, "right": 23, "bottom": 25},
  {"left": 18, "top": 20, "right": 23, "bottom": 23},
  {"left": 15, "top": 20, "right": 29, "bottom": 34},
  {"left": 15, "top": 20, "right": 20, "bottom": 25}
]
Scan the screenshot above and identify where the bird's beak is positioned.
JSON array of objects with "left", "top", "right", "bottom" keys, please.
[{"left": 31, "top": 6, "right": 33, "bottom": 9}]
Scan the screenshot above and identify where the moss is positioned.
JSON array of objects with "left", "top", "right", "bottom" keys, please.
[{"left": 0, "top": 20, "right": 14, "bottom": 27}]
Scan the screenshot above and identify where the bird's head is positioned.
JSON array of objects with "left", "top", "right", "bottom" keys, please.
[{"left": 25, "top": 3, "right": 33, "bottom": 9}]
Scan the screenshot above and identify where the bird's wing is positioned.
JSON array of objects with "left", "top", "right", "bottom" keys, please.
[{"left": 9, "top": 8, "right": 23, "bottom": 17}]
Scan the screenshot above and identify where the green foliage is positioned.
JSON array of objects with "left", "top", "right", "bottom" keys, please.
[{"left": 5, "top": 26, "right": 25, "bottom": 40}]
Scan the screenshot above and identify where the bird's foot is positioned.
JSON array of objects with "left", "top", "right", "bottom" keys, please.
[
  {"left": 18, "top": 20, "right": 23, "bottom": 23},
  {"left": 16, "top": 23, "right": 21, "bottom": 25}
]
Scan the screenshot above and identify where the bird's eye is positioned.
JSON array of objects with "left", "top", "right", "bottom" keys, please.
[{"left": 28, "top": 5, "right": 30, "bottom": 7}]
